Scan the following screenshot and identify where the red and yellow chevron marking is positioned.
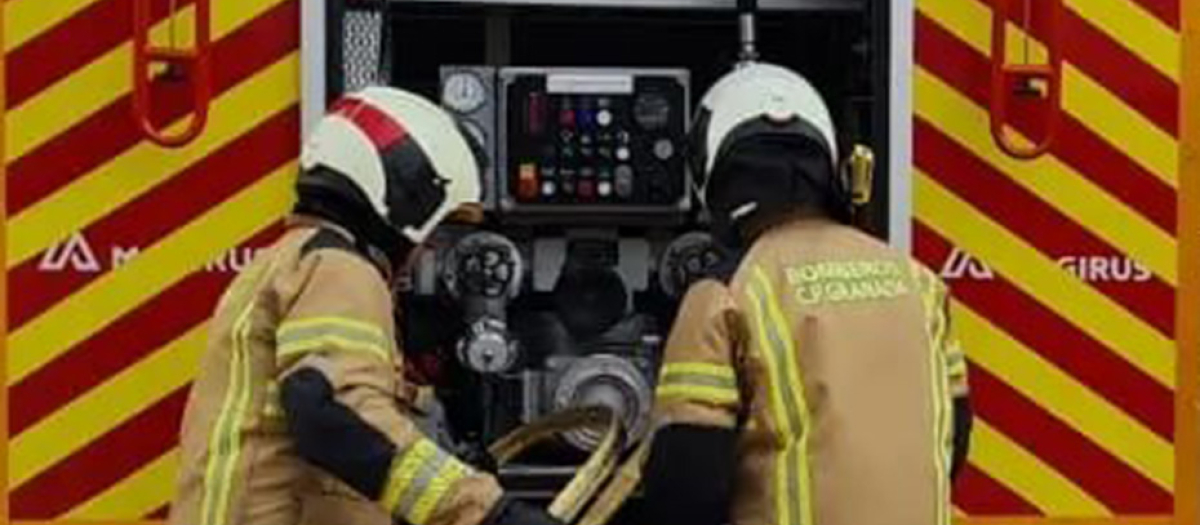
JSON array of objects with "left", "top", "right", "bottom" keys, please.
[
  {"left": 914, "top": 0, "right": 1193, "bottom": 519},
  {"left": 2, "top": 0, "right": 300, "bottom": 518}
]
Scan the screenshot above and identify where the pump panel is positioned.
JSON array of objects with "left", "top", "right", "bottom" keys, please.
[{"left": 498, "top": 68, "right": 689, "bottom": 219}]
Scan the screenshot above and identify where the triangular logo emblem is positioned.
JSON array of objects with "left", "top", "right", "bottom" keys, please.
[
  {"left": 940, "top": 248, "right": 994, "bottom": 280},
  {"left": 38, "top": 232, "right": 102, "bottom": 273}
]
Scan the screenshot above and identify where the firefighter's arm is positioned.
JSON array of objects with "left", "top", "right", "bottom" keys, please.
[
  {"left": 922, "top": 267, "right": 973, "bottom": 482},
  {"left": 642, "top": 279, "right": 745, "bottom": 525},
  {"left": 275, "top": 248, "right": 504, "bottom": 525},
  {"left": 942, "top": 302, "right": 973, "bottom": 482}
]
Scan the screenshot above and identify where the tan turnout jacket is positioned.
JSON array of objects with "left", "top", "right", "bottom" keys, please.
[
  {"left": 170, "top": 220, "right": 502, "bottom": 525},
  {"left": 653, "top": 218, "right": 969, "bottom": 525}
]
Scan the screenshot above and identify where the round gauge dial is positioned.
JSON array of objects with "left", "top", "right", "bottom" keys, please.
[
  {"left": 633, "top": 92, "right": 671, "bottom": 130},
  {"left": 442, "top": 72, "right": 487, "bottom": 114}
]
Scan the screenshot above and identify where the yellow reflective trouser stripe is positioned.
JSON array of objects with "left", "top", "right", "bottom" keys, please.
[
  {"left": 276, "top": 317, "right": 391, "bottom": 362},
  {"left": 380, "top": 439, "right": 471, "bottom": 525},
  {"left": 201, "top": 256, "right": 281, "bottom": 525},
  {"left": 748, "top": 267, "right": 813, "bottom": 525},
  {"left": 656, "top": 363, "right": 741, "bottom": 407},
  {"left": 912, "top": 264, "right": 953, "bottom": 525}
]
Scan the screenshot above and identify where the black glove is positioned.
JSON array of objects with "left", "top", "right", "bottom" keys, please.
[{"left": 481, "top": 497, "right": 563, "bottom": 525}]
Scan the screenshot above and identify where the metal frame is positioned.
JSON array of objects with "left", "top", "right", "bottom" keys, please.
[
  {"left": 392, "top": 0, "right": 861, "bottom": 10},
  {"left": 888, "top": 0, "right": 913, "bottom": 250},
  {"left": 301, "top": 0, "right": 329, "bottom": 140}
]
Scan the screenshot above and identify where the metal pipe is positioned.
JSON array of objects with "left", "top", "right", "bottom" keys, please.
[
  {"left": 737, "top": 0, "right": 758, "bottom": 62},
  {"left": 738, "top": 12, "right": 758, "bottom": 62}
]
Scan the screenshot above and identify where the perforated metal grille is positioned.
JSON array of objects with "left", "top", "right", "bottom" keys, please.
[{"left": 342, "top": 5, "right": 389, "bottom": 92}]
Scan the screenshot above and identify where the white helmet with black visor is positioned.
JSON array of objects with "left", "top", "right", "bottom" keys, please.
[
  {"left": 296, "top": 86, "right": 485, "bottom": 271},
  {"left": 686, "top": 62, "right": 849, "bottom": 240}
]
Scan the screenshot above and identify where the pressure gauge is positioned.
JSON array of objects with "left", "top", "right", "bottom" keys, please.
[{"left": 442, "top": 72, "right": 487, "bottom": 114}]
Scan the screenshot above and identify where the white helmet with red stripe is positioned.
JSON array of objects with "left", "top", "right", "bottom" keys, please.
[{"left": 298, "top": 86, "right": 484, "bottom": 259}]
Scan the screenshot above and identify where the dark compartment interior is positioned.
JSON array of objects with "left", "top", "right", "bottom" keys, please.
[{"left": 331, "top": 0, "right": 892, "bottom": 237}]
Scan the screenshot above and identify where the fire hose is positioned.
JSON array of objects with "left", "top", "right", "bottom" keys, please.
[{"left": 488, "top": 406, "right": 654, "bottom": 525}]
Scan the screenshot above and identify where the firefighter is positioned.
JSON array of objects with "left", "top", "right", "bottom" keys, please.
[
  {"left": 169, "top": 86, "right": 559, "bottom": 525},
  {"left": 640, "top": 63, "right": 973, "bottom": 525}
]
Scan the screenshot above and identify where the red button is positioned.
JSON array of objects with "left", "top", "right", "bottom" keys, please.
[
  {"left": 560, "top": 108, "right": 576, "bottom": 128},
  {"left": 518, "top": 164, "right": 539, "bottom": 200},
  {"left": 578, "top": 180, "right": 596, "bottom": 199}
]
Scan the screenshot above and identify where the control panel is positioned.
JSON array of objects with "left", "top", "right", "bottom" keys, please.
[
  {"left": 501, "top": 68, "right": 690, "bottom": 219},
  {"left": 439, "top": 67, "right": 691, "bottom": 224}
]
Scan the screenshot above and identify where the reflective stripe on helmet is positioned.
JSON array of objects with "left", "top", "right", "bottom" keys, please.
[
  {"left": 332, "top": 98, "right": 409, "bottom": 151},
  {"left": 300, "top": 86, "right": 483, "bottom": 246}
]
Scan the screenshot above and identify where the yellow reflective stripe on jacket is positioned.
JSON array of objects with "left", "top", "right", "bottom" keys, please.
[
  {"left": 944, "top": 342, "right": 969, "bottom": 397},
  {"left": 656, "top": 362, "right": 740, "bottom": 407},
  {"left": 909, "top": 262, "right": 954, "bottom": 525},
  {"left": 201, "top": 255, "right": 281, "bottom": 525},
  {"left": 276, "top": 317, "right": 391, "bottom": 362},
  {"left": 748, "top": 266, "right": 814, "bottom": 525},
  {"left": 380, "top": 439, "right": 471, "bottom": 525},
  {"left": 262, "top": 380, "right": 282, "bottom": 419}
]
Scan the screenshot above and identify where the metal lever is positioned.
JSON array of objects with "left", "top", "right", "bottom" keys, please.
[
  {"left": 989, "top": 0, "right": 1062, "bottom": 160},
  {"left": 132, "top": 0, "right": 212, "bottom": 148}
]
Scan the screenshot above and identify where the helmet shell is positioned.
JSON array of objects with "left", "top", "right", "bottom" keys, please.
[
  {"left": 689, "top": 63, "right": 839, "bottom": 210},
  {"left": 300, "top": 86, "right": 482, "bottom": 245}
]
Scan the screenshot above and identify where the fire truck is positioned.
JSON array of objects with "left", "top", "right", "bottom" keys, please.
[{"left": 0, "top": 0, "right": 1197, "bottom": 523}]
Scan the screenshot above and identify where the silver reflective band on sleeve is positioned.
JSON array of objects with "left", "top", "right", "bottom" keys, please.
[{"left": 380, "top": 439, "right": 472, "bottom": 525}]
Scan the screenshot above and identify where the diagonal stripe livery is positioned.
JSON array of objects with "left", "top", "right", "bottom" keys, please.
[
  {"left": 7, "top": 0, "right": 299, "bottom": 216},
  {"left": 8, "top": 108, "right": 298, "bottom": 332},
  {"left": 916, "top": 0, "right": 1180, "bottom": 513},
  {"left": 914, "top": 14, "right": 1178, "bottom": 234},
  {"left": 912, "top": 222, "right": 1175, "bottom": 441},
  {"left": 4, "top": 0, "right": 302, "bottom": 519},
  {"left": 955, "top": 463, "right": 1040, "bottom": 515},
  {"left": 915, "top": 0, "right": 1182, "bottom": 516}
]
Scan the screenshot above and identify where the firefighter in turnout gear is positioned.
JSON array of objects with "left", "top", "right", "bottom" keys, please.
[
  {"left": 169, "top": 87, "right": 560, "bottom": 525},
  {"left": 640, "top": 63, "right": 973, "bottom": 525}
]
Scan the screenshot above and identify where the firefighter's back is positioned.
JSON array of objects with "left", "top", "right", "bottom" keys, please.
[{"left": 728, "top": 218, "right": 949, "bottom": 525}]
